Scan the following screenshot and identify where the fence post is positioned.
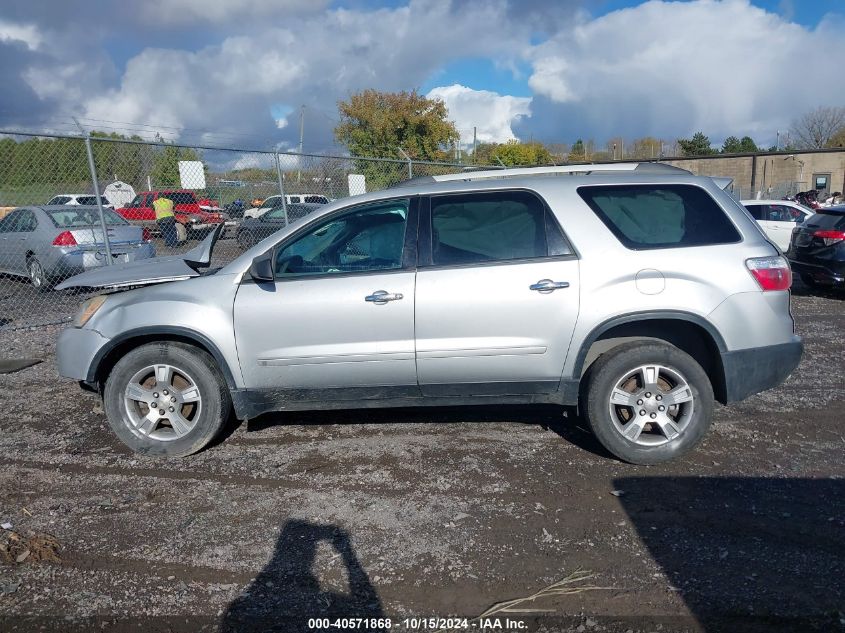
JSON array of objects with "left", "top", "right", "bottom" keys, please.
[
  {"left": 83, "top": 133, "right": 114, "bottom": 265},
  {"left": 397, "top": 148, "right": 413, "bottom": 179},
  {"left": 274, "top": 153, "right": 289, "bottom": 225}
]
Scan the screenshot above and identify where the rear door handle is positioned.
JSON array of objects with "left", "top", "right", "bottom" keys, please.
[
  {"left": 365, "top": 290, "right": 403, "bottom": 304},
  {"left": 530, "top": 279, "right": 570, "bottom": 292}
]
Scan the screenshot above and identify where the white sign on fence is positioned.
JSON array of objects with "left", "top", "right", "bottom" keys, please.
[
  {"left": 178, "top": 161, "right": 206, "bottom": 189},
  {"left": 348, "top": 174, "right": 366, "bottom": 196}
]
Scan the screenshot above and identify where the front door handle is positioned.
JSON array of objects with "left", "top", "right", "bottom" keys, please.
[
  {"left": 365, "top": 290, "right": 403, "bottom": 304},
  {"left": 530, "top": 279, "right": 570, "bottom": 293}
]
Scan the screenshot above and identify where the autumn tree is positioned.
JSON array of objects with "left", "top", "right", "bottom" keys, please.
[
  {"left": 678, "top": 132, "right": 716, "bottom": 156},
  {"left": 334, "top": 89, "right": 459, "bottom": 161},
  {"left": 792, "top": 106, "right": 845, "bottom": 149},
  {"left": 470, "top": 139, "right": 552, "bottom": 166},
  {"left": 629, "top": 137, "right": 664, "bottom": 159}
]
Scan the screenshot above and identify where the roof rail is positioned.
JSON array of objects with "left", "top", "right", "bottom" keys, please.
[{"left": 394, "top": 162, "right": 691, "bottom": 187}]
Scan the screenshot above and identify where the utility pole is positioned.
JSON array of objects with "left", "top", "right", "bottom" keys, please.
[
  {"left": 297, "top": 105, "right": 305, "bottom": 182},
  {"left": 472, "top": 126, "right": 477, "bottom": 163}
]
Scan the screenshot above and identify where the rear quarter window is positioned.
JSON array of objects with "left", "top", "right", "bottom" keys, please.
[
  {"left": 578, "top": 184, "right": 741, "bottom": 250},
  {"left": 806, "top": 211, "right": 845, "bottom": 229}
]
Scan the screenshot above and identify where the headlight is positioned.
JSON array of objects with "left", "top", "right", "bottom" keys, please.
[
  {"left": 188, "top": 215, "right": 200, "bottom": 223},
  {"left": 74, "top": 295, "right": 107, "bottom": 328}
]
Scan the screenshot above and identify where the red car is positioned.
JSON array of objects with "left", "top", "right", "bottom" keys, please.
[{"left": 117, "top": 190, "right": 225, "bottom": 239}]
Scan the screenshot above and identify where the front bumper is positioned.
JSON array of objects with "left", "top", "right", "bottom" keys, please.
[
  {"left": 721, "top": 337, "right": 803, "bottom": 403},
  {"left": 57, "top": 327, "right": 111, "bottom": 384}
]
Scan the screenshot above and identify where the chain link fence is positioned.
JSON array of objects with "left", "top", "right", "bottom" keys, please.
[{"left": 0, "top": 131, "right": 478, "bottom": 330}]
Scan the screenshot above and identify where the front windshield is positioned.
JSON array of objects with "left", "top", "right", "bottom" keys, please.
[{"left": 47, "top": 208, "right": 127, "bottom": 227}]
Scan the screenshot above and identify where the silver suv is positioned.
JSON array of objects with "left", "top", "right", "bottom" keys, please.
[{"left": 57, "top": 163, "right": 802, "bottom": 464}]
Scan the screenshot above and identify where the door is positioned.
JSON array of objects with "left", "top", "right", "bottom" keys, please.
[
  {"left": 415, "top": 190, "right": 580, "bottom": 396},
  {"left": 0, "top": 210, "right": 25, "bottom": 274},
  {"left": 234, "top": 197, "right": 419, "bottom": 397},
  {"left": 1, "top": 210, "right": 37, "bottom": 276},
  {"left": 763, "top": 204, "right": 807, "bottom": 251}
]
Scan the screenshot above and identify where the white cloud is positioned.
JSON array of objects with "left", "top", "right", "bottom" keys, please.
[
  {"left": 427, "top": 84, "right": 532, "bottom": 144},
  {"left": 0, "top": 19, "right": 41, "bottom": 50},
  {"left": 78, "top": 1, "right": 532, "bottom": 150},
  {"left": 525, "top": 0, "right": 845, "bottom": 143},
  {"left": 137, "top": 0, "right": 330, "bottom": 25}
]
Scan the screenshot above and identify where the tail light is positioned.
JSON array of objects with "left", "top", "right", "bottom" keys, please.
[
  {"left": 746, "top": 256, "right": 791, "bottom": 291},
  {"left": 52, "top": 231, "right": 77, "bottom": 247},
  {"left": 141, "top": 228, "right": 152, "bottom": 242},
  {"left": 813, "top": 229, "right": 845, "bottom": 246}
]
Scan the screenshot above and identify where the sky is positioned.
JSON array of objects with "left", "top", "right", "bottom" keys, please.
[{"left": 1, "top": 0, "right": 844, "bottom": 156}]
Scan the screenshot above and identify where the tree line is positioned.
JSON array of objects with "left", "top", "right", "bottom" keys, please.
[
  {"left": 0, "top": 131, "right": 203, "bottom": 194},
  {"left": 333, "top": 90, "right": 845, "bottom": 163}
]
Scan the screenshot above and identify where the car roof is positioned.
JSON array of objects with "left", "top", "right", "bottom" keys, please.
[{"left": 741, "top": 199, "right": 806, "bottom": 205}]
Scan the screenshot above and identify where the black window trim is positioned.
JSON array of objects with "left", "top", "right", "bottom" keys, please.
[
  {"left": 577, "top": 183, "right": 744, "bottom": 252},
  {"left": 418, "top": 187, "right": 578, "bottom": 271},
  {"left": 246, "top": 195, "right": 420, "bottom": 284}
]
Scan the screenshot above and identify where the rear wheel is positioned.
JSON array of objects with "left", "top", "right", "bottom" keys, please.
[
  {"left": 26, "top": 256, "right": 52, "bottom": 292},
  {"left": 103, "top": 342, "right": 231, "bottom": 457},
  {"left": 582, "top": 341, "right": 713, "bottom": 464},
  {"left": 237, "top": 230, "right": 256, "bottom": 250}
]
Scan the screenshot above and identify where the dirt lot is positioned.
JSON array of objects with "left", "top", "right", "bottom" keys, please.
[{"left": 0, "top": 284, "right": 843, "bottom": 633}]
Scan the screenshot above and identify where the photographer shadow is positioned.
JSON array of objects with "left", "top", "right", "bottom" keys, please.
[{"left": 221, "top": 519, "right": 385, "bottom": 633}]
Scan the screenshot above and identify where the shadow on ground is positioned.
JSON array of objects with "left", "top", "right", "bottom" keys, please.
[
  {"left": 615, "top": 476, "right": 845, "bottom": 632},
  {"left": 220, "top": 519, "right": 386, "bottom": 633},
  {"left": 246, "top": 404, "right": 615, "bottom": 461}
]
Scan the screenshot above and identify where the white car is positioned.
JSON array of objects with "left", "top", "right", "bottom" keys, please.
[
  {"left": 243, "top": 194, "right": 329, "bottom": 219},
  {"left": 741, "top": 199, "right": 814, "bottom": 251},
  {"left": 47, "top": 194, "right": 113, "bottom": 208}
]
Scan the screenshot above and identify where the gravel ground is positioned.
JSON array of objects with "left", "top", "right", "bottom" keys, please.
[{"left": 0, "top": 283, "right": 843, "bottom": 633}]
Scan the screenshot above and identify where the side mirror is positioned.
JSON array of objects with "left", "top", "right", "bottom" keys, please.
[{"left": 249, "top": 251, "right": 274, "bottom": 282}]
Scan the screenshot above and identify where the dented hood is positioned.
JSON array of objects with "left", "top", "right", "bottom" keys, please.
[{"left": 56, "top": 223, "right": 224, "bottom": 290}]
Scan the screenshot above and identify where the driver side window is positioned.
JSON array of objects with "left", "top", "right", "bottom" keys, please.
[{"left": 274, "top": 199, "right": 409, "bottom": 277}]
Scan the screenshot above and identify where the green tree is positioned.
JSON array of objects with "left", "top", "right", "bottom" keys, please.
[
  {"left": 678, "top": 132, "right": 716, "bottom": 156},
  {"left": 568, "top": 139, "right": 586, "bottom": 162},
  {"left": 151, "top": 144, "right": 204, "bottom": 188},
  {"left": 722, "top": 135, "right": 759, "bottom": 153}
]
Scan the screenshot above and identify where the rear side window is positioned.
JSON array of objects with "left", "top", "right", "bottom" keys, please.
[
  {"left": 806, "top": 211, "right": 845, "bottom": 230},
  {"left": 430, "top": 191, "right": 559, "bottom": 265},
  {"left": 579, "top": 184, "right": 741, "bottom": 250}
]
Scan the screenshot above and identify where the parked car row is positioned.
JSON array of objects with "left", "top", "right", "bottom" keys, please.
[{"left": 741, "top": 199, "right": 844, "bottom": 289}]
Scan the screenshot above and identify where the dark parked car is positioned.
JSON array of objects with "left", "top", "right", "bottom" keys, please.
[
  {"left": 787, "top": 206, "right": 845, "bottom": 288},
  {"left": 235, "top": 203, "right": 322, "bottom": 250}
]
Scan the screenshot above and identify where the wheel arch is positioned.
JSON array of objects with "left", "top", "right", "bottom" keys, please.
[
  {"left": 89, "top": 326, "right": 238, "bottom": 391},
  {"left": 573, "top": 311, "right": 728, "bottom": 404}
]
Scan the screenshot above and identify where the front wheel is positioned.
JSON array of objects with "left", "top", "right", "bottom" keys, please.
[
  {"left": 103, "top": 342, "right": 232, "bottom": 457},
  {"left": 582, "top": 341, "right": 714, "bottom": 464}
]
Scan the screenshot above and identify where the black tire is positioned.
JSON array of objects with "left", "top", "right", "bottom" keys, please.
[
  {"left": 103, "top": 342, "right": 232, "bottom": 457},
  {"left": 26, "top": 256, "right": 52, "bottom": 292},
  {"left": 582, "top": 341, "right": 714, "bottom": 465},
  {"left": 237, "top": 230, "right": 256, "bottom": 250}
]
